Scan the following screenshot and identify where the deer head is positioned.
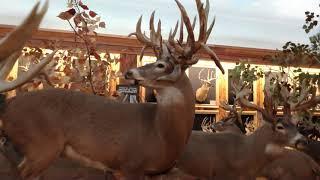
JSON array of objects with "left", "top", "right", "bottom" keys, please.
[
  {"left": 212, "top": 101, "right": 245, "bottom": 133},
  {"left": 0, "top": 0, "right": 56, "bottom": 93},
  {"left": 232, "top": 78, "right": 306, "bottom": 149},
  {"left": 126, "top": 0, "right": 224, "bottom": 90},
  {"left": 195, "top": 68, "right": 215, "bottom": 102}
]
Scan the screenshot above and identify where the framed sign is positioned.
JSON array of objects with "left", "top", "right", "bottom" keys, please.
[{"left": 116, "top": 85, "right": 139, "bottom": 103}]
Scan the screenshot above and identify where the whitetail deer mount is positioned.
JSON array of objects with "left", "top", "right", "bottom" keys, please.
[
  {"left": 175, "top": 112, "right": 306, "bottom": 179},
  {"left": 210, "top": 117, "right": 320, "bottom": 180},
  {"left": 195, "top": 68, "right": 216, "bottom": 103},
  {"left": 0, "top": 0, "right": 224, "bottom": 179},
  {"left": 172, "top": 77, "right": 306, "bottom": 179}
]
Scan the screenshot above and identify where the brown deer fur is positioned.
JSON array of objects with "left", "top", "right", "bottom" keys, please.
[
  {"left": 260, "top": 149, "right": 320, "bottom": 180},
  {"left": 296, "top": 139, "right": 320, "bottom": 164},
  {"left": 175, "top": 123, "right": 304, "bottom": 179},
  {"left": 0, "top": 0, "right": 227, "bottom": 179},
  {"left": 210, "top": 115, "right": 320, "bottom": 180},
  {"left": 0, "top": 78, "right": 194, "bottom": 179}
]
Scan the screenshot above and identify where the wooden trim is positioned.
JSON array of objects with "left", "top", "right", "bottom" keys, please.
[{"left": 0, "top": 24, "right": 287, "bottom": 66}]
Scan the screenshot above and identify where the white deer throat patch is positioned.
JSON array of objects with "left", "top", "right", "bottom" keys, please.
[{"left": 156, "top": 87, "right": 184, "bottom": 106}]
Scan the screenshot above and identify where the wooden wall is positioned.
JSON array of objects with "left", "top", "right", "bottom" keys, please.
[{"left": 0, "top": 25, "right": 319, "bottom": 128}]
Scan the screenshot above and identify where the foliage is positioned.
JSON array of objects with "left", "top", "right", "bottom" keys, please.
[
  {"left": 229, "top": 62, "right": 264, "bottom": 85},
  {"left": 17, "top": 1, "right": 120, "bottom": 96},
  {"left": 18, "top": 47, "right": 120, "bottom": 96},
  {"left": 230, "top": 60, "right": 320, "bottom": 138},
  {"left": 57, "top": 0, "right": 107, "bottom": 94}
]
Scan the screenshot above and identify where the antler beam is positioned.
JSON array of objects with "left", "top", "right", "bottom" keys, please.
[{"left": 130, "top": 0, "right": 225, "bottom": 74}]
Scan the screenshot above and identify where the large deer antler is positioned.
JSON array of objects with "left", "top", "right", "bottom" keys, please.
[
  {"left": 198, "top": 68, "right": 215, "bottom": 85},
  {"left": 0, "top": 0, "right": 56, "bottom": 92},
  {"left": 232, "top": 79, "right": 276, "bottom": 123},
  {"left": 129, "top": 0, "right": 224, "bottom": 74},
  {"left": 201, "top": 116, "right": 214, "bottom": 133},
  {"left": 220, "top": 101, "right": 245, "bottom": 132},
  {"left": 291, "top": 80, "right": 320, "bottom": 112}
]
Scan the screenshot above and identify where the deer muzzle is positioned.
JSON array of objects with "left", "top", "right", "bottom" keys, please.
[
  {"left": 295, "top": 138, "right": 309, "bottom": 150},
  {"left": 289, "top": 133, "right": 307, "bottom": 147}
]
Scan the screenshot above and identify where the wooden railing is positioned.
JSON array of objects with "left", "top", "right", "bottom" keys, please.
[{"left": 0, "top": 24, "right": 281, "bottom": 66}]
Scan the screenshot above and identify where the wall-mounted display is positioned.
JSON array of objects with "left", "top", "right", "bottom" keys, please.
[
  {"left": 189, "top": 67, "right": 216, "bottom": 105},
  {"left": 228, "top": 69, "right": 253, "bottom": 105},
  {"left": 193, "top": 114, "right": 216, "bottom": 131},
  {"left": 241, "top": 115, "right": 255, "bottom": 134}
]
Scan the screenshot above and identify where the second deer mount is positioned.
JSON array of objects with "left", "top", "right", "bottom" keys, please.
[{"left": 195, "top": 68, "right": 216, "bottom": 103}]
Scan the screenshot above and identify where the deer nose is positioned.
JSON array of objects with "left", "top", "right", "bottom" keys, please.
[{"left": 125, "top": 71, "right": 134, "bottom": 79}]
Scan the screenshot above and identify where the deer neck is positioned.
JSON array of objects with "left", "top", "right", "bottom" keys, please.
[
  {"left": 154, "top": 72, "right": 195, "bottom": 151},
  {"left": 247, "top": 124, "right": 282, "bottom": 158}
]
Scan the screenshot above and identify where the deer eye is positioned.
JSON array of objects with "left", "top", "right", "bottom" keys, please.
[{"left": 156, "top": 63, "right": 165, "bottom": 68}]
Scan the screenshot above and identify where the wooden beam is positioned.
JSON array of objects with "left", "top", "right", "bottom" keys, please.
[
  {"left": 1, "top": 24, "right": 318, "bottom": 68},
  {"left": 0, "top": 25, "right": 281, "bottom": 64}
]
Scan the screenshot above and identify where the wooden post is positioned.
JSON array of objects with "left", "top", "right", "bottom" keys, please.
[
  {"left": 6, "top": 61, "right": 18, "bottom": 98},
  {"left": 119, "top": 54, "right": 137, "bottom": 85},
  {"left": 217, "top": 69, "right": 227, "bottom": 121},
  {"left": 256, "top": 76, "right": 265, "bottom": 127}
]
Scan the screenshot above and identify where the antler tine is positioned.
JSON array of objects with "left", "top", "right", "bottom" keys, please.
[
  {"left": 130, "top": 16, "right": 157, "bottom": 48},
  {"left": 179, "top": 16, "right": 184, "bottom": 43},
  {"left": 192, "top": 16, "right": 197, "bottom": 30},
  {"left": 175, "top": 0, "right": 196, "bottom": 51},
  {"left": 0, "top": 50, "right": 57, "bottom": 92},
  {"left": 129, "top": 17, "right": 147, "bottom": 42},
  {"left": 186, "top": 16, "right": 197, "bottom": 45},
  {"left": 232, "top": 80, "right": 273, "bottom": 122},
  {"left": 0, "top": 51, "right": 21, "bottom": 80},
  {"left": 0, "top": 0, "right": 48, "bottom": 61},
  {"left": 171, "top": 20, "right": 179, "bottom": 39},
  {"left": 139, "top": 45, "right": 147, "bottom": 61},
  {"left": 130, "top": 13, "right": 166, "bottom": 59},
  {"left": 293, "top": 87, "right": 320, "bottom": 111},
  {"left": 198, "top": 68, "right": 205, "bottom": 82},
  {"left": 149, "top": 11, "right": 157, "bottom": 43},
  {"left": 207, "top": 69, "right": 216, "bottom": 82},
  {"left": 195, "top": 0, "right": 207, "bottom": 45},
  {"left": 168, "top": 20, "right": 179, "bottom": 46},
  {"left": 156, "top": 19, "right": 162, "bottom": 39},
  {"left": 205, "top": 0, "right": 210, "bottom": 19},
  {"left": 219, "top": 101, "right": 233, "bottom": 112},
  {"left": 201, "top": 44, "right": 225, "bottom": 74},
  {"left": 290, "top": 80, "right": 311, "bottom": 110},
  {"left": 205, "top": 16, "right": 216, "bottom": 42}
]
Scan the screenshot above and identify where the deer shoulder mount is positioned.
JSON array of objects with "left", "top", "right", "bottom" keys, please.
[{"left": 195, "top": 68, "right": 216, "bottom": 102}]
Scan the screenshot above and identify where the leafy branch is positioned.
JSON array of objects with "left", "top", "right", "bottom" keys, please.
[{"left": 57, "top": 0, "right": 106, "bottom": 94}]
